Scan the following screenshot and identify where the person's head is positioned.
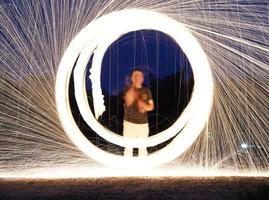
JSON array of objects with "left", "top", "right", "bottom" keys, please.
[{"left": 130, "top": 69, "right": 144, "bottom": 87}]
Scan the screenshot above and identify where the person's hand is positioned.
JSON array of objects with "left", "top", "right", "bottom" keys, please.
[
  {"left": 137, "top": 100, "right": 147, "bottom": 113},
  {"left": 124, "top": 87, "right": 135, "bottom": 107}
]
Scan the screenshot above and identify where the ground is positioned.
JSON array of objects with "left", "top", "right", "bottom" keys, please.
[{"left": 0, "top": 177, "right": 268, "bottom": 200}]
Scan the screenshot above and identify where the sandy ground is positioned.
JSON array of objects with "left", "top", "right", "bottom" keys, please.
[{"left": 0, "top": 176, "right": 268, "bottom": 200}]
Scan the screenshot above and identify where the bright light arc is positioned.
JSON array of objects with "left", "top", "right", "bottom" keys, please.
[{"left": 55, "top": 9, "right": 214, "bottom": 168}]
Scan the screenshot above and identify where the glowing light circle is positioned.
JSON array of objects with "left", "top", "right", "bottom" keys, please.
[
  {"left": 55, "top": 9, "right": 214, "bottom": 168},
  {"left": 73, "top": 12, "right": 191, "bottom": 148}
]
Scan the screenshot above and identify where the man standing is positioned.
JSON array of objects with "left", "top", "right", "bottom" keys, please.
[{"left": 123, "top": 69, "right": 154, "bottom": 157}]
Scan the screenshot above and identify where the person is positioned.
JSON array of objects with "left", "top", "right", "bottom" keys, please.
[{"left": 122, "top": 69, "right": 154, "bottom": 157}]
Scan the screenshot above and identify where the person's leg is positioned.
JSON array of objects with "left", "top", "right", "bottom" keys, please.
[
  {"left": 124, "top": 147, "right": 132, "bottom": 157},
  {"left": 137, "top": 123, "right": 149, "bottom": 157},
  {"left": 123, "top": 120, "right": 133, "bottom": 157},
  {"left": 139, "top": 147, "right": 148, "bottom": 157}
]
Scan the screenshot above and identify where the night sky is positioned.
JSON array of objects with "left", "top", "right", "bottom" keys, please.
[{"left": 86, "top": 29, "right": 193, "bottom": 96}]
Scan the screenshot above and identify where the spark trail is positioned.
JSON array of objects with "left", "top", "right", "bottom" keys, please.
[{"left": 0, "top": 0, "right": 268, "bottom": 178}]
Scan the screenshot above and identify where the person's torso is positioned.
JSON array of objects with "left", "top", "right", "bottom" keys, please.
[{"left": 124, "top": 87, "right": 151, "bottom": 124}]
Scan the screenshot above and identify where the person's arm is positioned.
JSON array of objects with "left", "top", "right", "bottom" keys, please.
[
  {"left": 124, "top": 87, "right": 135, "bottom": 107},
  {"left": 137, "top": 88, "right": 154, "bottom": 113},
  {"left": 138, "top": 99, "right": 154, "bottom": 112}
]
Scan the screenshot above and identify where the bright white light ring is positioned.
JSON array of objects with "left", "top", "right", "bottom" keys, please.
[
  {"left": 55, "top": 9, "right": 214, "bottom": 168},
  {"left": 73, "top": 21, "right": 191, "bottom": 147},
  {"left": 73, "top": 9, "right": 212, "bottom": 148}
]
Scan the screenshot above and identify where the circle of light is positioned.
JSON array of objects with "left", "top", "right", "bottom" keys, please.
[
  {"left": 55, "top": 9, "right": 214, "bottom": 168},
  {"left": 73, "top": 9, "right": 212, "bottom": 148},
  {"left": 73, "top": 12, "right": 191, "bottom": 148}
]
